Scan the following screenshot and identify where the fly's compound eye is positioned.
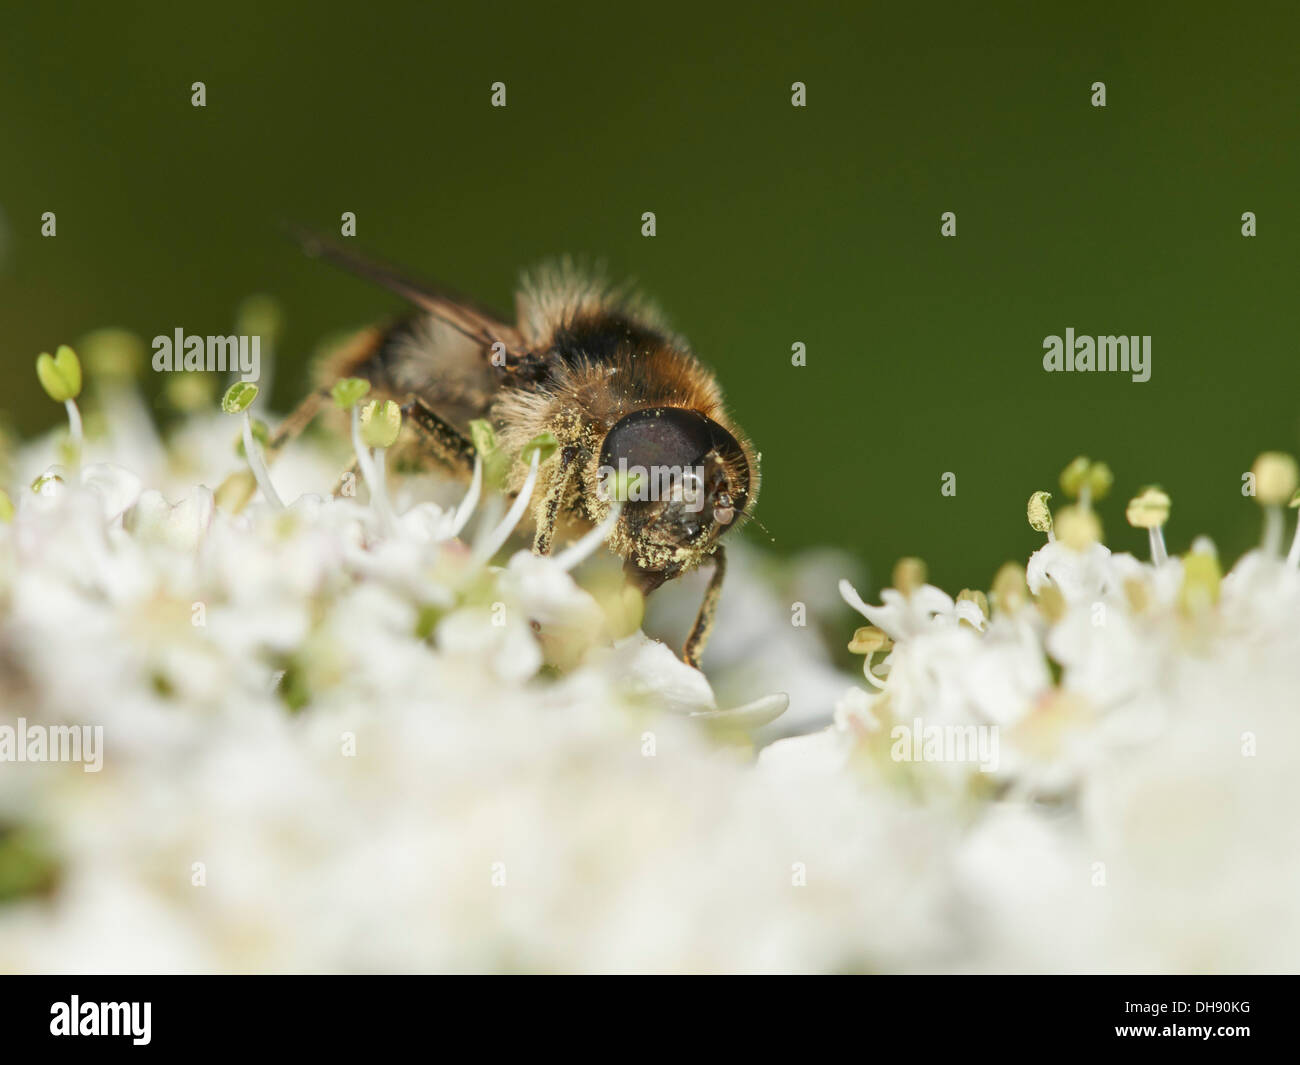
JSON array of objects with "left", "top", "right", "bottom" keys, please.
[{"left": 600, "top": 407, "right": 750, "bottom": 509}]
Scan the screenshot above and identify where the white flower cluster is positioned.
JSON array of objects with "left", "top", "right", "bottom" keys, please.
[
  {"left": 0, "top": 383, "right": 946, "bottom": 974},
  {"left": 2, "top": 362, "right": 1297, "bottom": 973},
  {"left": 767, "top": 464, "right": 1300, "bottom": 972}
]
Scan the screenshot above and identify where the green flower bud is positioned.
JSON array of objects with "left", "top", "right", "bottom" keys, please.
[
  {"left": 222, "top": 382, "right": 259, "bottom": 414},
  {"left": 331, "top": 377, "right": 371, "bottom": 410},
  {"left": 360, "top": 399, "right": 402, "bottom": 448},
  {"left": 36, "top": 345, "right": 82, "bottom": 402}
]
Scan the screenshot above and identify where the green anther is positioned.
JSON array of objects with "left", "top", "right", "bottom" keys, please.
[
  {"left": 360, "top": 400, "right": 402, "bottom": 449},
  {"left": 1252, "top": 452, "right": 1298, "bottom": 505},
  {"left": 79, "top": 328, "right": 144, "bottom": 379},
  {"left": 1027, "top": 491, "right": 1053, "bottom": 533},
  {"left": 236, "top": 294, "right": 284, "bottom": 346},
  {"left": 1126, "top": 486, "right": 1171, "bottom": 529},
  {"left": 1086, "top": 462, "right": 1114, "bottom": 501},
  {"left": 891, "top": 557, "right": 927, "bottom": 596},
  {"left": 848, "top": 625, "right": 893, "bottom": 654},
  {"left": 331, "top": 377, "right": 371, "bottom": 410},
  {"left": 1056, "top": 504, "right": 1102, "bottom": 550},
  {"left": 1059, "top": 456, "right": 1090, "bottom": 499},
  {"left": 36, "top": 345, "right": 83, "bottom": 402},
  {"left": 222, "top": 382, "right": 259, "bottom": 414}
]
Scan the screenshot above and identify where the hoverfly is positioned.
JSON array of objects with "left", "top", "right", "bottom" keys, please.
[{"left": 271, "top": 235, "right": 759, "bottom": 668}]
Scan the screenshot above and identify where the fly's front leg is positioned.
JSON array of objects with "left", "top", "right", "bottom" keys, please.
[
  {"left": 401, "top": 395, "right": 476, "bottom": 478},
  {"left": 683, "top": 544, "right": 726, "bottom": 670},
  {"left": 533, "top": 445, "right": 578, "bottom": 556}
]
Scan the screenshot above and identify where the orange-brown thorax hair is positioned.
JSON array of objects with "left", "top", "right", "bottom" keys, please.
[{"left": 496, "top": 265, "right": 759, "bottom": 578}]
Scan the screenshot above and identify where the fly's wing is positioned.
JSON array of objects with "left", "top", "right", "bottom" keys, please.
[
  {"left": 294, "top": 231, "right": 529, "bottom": 430},
  {"left": 291, "top": 227, "right": 527, "bottom": 357}
]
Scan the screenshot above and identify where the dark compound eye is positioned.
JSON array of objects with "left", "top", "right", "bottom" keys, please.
[
  {"left": 599, "top": 407, "right": 750, "bottom": 516},
  {"left": 601, "top": 408, "right": 720, "bottom": 472}
]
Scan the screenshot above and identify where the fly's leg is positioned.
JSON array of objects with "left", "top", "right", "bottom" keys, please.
[
  {"left": 533, "top": 445, "right": 578, "bottom": 556},
  {"left": 682, "top": 544, "right": 726, "bottom": 669},
  {"left": 400, "top": 395, "right": 476, "bottom": 479},
  {"left": 267, "top": 388, "right": 331, "bottom": 458}
]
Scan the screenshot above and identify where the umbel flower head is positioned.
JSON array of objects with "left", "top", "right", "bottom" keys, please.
[
  {"left": 4, "top": 338, "right": 1300, "bottom": 974},
  {"left": 770, "top": 453, "right": 1300, "bottom": 970}
]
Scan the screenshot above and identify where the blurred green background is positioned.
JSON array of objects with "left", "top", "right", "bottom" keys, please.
[{"left": 3, "top": 1, "right": 1298, "bottom": 592}]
